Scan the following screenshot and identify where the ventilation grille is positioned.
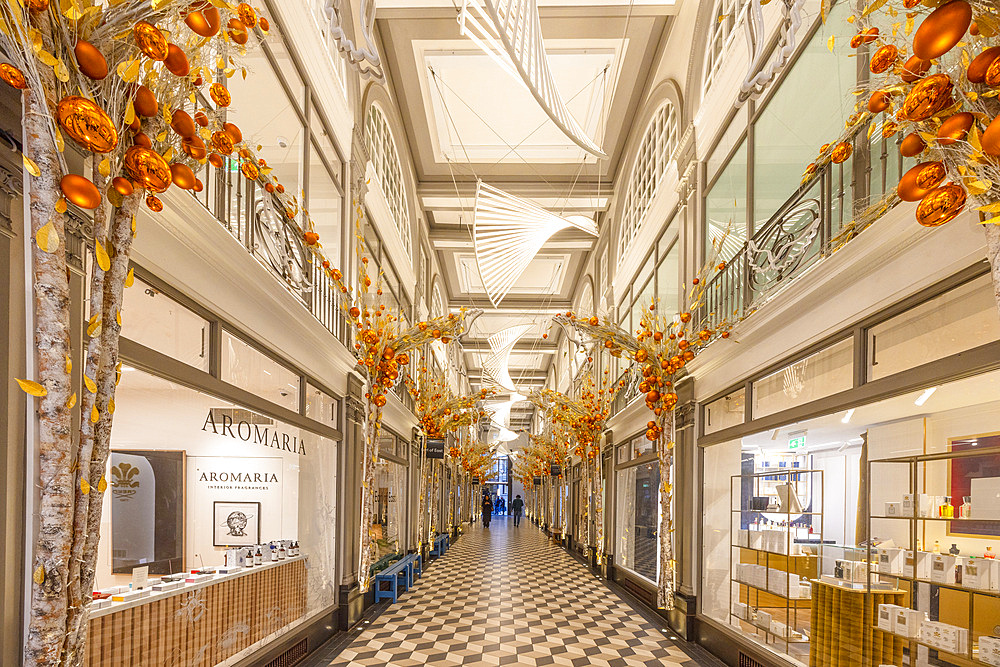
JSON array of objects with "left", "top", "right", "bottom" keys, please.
[
  {"left": 264, "top": 638, "right": 307, "bottom": 667},
  {"left": 739, "top": 651, "right": 765, "bottom": 667},
  {"left": 211, "top": 407, "right": 273, "bottom": 425}
]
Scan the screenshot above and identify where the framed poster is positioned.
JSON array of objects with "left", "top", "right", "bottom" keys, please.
[{"left": 213, "top": 501, "right": 260, "bottom": 547}]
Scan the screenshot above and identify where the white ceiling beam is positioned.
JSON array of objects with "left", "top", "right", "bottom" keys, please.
[
  {"left": 376, "top": 0, "right": 680, "bottom": 18},
  {"left": 421, "top": 194, "right": 609, "bottom": 211}
]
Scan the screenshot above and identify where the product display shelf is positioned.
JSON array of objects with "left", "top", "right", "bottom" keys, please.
[
  {"left": 867, "top": 444, "right": 1000, "bottom": 667},
  {"left": 810, "top": 579, "right": 905, "bottom": 667},
  {"left": 731, "top": 468, "right": 823, "bottom": 658},
  {"left": 870, "top": 627, "right": 989, "bottom": 667}
]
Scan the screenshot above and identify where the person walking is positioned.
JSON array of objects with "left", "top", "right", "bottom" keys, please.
[
  {"left": 511, "top": 494, "right": 524, "bottom": 527},
  {"left": 481, "top": 494, "right": 493, "bottom": 528}
]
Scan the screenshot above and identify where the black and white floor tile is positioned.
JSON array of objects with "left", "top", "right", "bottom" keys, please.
[{"left": 309, "top": 516, "right": 713, "bottom": 667}]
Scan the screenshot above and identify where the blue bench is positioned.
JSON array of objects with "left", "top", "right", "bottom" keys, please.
[
  {"left": 373, "top": 558, "right": 409, "bottom": 603},
  {"left": 401, "top": 552, "right": 421, "bottom": 587},
  {"left": 430, "top": 533, "right": 449, "bottom": 558}
]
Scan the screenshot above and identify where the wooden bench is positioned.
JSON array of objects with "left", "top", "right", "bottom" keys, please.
[
  {"left": 373, "top": 558, "right": 409, "bottom": 603},
  {"left": 430, "top": 533, "right": 449, "bottom": 558}
]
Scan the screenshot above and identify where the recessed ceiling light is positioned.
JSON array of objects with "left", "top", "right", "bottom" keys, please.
[{"left": 914, "top": 387, "right": 937, "bottom": 407}]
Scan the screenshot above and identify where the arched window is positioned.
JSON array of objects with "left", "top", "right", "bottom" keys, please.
[
  {"left": 365, "top": 104, "right": 411, "bottom": 258},
  {"left": 617, "top": 101, "right": 679, "bottom": 263},
  {"left": 703, "top": 0, "right": 750, "bottom": 94},
  {"left": 431, "top": 283, "right": 446, "bottom": 318}
]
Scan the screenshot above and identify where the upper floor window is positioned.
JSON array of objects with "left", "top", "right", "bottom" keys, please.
[
  {"left": 431, "top": 283, "right": 446, "bottom": 318},
  {"left": 365, "top": 104, "right": 412, "bottom": 259},
  {"left": 703, "top": 0, "right": 749, "bottom": 94},
  {"left": 310, "top": 1, "right": 348, "bottom": 93},
  {"left": 618, "top": 101, "right": 678, "bottom": 264}
]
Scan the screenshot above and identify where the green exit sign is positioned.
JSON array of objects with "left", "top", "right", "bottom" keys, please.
[{"left": 788, "top": 435, "right": 806, "bottom": 450}]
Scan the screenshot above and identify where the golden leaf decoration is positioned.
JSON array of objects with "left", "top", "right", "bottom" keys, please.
[
  {"left": 80, "top": 478, "right": 91, "bottom": 495},
  {"left": 124, "top": 100, "right": 136, "bottom": 125},
  {"left": 125, "top": 267, "right": 135, "bottom": 287},
  {"left": 978, "top": 202, "right": 1000, "bottom": 213},
  {"left": 66, "top": 392, "right": 77, "bottom": 409},
  {"left": 33, "top": 565, "right": 45, "bottom": 585},
  {"left": 97, "top": 477, "right": 107, "bottom": 493},
  {"left": 862, "top": 0, "right": 889, "bottom": 17},
  {"left": 16, "top": 378, "right": 47, "bottom": 397},
  {"left": 65, "top": 355, "right": 71, "bottom": 374},
  {"left": 23, "top": 154, "right": 40, "bottom": 177},
  {"left": 84, "top": 375, "right": 96, "bottom": 393},
  {"left": 108, "top": 398, "right": 115, "bottom": 415},
  {"left": 981, "top": 215, "right": 1000, "bottom": 225},
  {"left": 54, "top": 59, "right": 70, "bottom": 82},
  {"left": 98, "top": 158, "right": 110, "bottom": 178},
  {"left": 115, "top": 310, "right": 122, "bottom": 326},
  {"left": 36, "top": 221, "right": 60, "bottom": 253},
  {"left": 95, "top": 239, "right": 110, "bottom": 271},
  {"left": 55, "top": 198, "right": 67, "bottom": 213},
  {"left": 117, "top": 58, "right": 141, "bottom": 82},
  {"left": 86, "top": 316, "right": 101, "bottom": 338},
  {"left": 827, "top": 35, "right": 835, "bottom": 52},
  {"left": 55, "top": 128, "right": 64, "bottom": 152},
  {"left": 90, "top": 405, "right": 99, "bottom": 423}
]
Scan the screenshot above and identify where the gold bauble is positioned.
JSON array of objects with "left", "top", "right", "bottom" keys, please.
[
  {"left": 882, "top": 121, "right": 900, "bottom": 138},
  {"left": 868, "top": 90, "right": 891, "bottom": 113},
  {"left": 56, "top": 96, "right": 118, "bottom": 153},
  {"left": 259, "top": 17, "right": 270, "bottom": 32},
  {"left": 211, "top": 130, "right": 234, "bottom": 155},
  {"left": 60, "top": 174, "right": 101, "bottom": 209},
  {"left": 185, "top": 4, "right": 221, "bottom": 38},
  {"left": 912, "top": 0, "right": 972, "bottom": 60},
  {"left": 983, "top": 114, "right": 1000, "bottom": 156},
  {"left": 133, "top": 85, "right": 158, "bottom": 117},
  {"left": 936, "top": 112, "right": 974, "bottom": 145},
  {"left": 124, "top": 146, "right": 172, "bottom": 193},
  {"left": 240, "top": 161, "right": 259, "bottom": 180},
  {"left": 915, "top": 183, "right": 966, "bottom": 227},
  {"left": 223, "top": 122, "right": 242, "bottom": 143},
  {"left": 133, "top": 22, "right": 168, "bottom": 61},
  {"left": 210, "top": 83, "right": 231, "bottom": 107},
  {"left": 967, "top": 46, "right": 1000, "bottom": 83},
  {"left": 985, "top": 57, "right": 1000, "bottom": 87},
  {"left": 182, "top": 135, "right": 207, "bottom": 160},
  {"left": 208, "top": 152, "right": 224, "bottom": 168},
  {"left": 899, "top": 161, "right": 946, "bottom": 202},
  {"left": 900, "top": 55, "right": 930, "bottom": 83},
  {"left": 163, "top": 44, "right": 190, "bottom": 77},
  {"left": 902, "top": 74, "right": 953, "bottom": 121},
  {"left": 170, "top": 109, "right": 196, "bottom": 138},
  {"left": 74, "top": 40, "right": 108, "bottom": 80},
  {"left": 237, "top": 3, "right": 257, "bottom": 28},
  {"left": 870, "top": 45, "right": 898, "bottom": 74},
  {"left": 900, "top": 132, "right": 926, "bottom": 157},
  {"left": 112, "top": 176, "right": 134, "bottom": 196},
  {"left": 169, "top": 163, "right": 196, "bottom": 190},
  {"left": 0, "top": 63, "right": 27, "bottom": 89},
  {"left": 903, "top": 0, "right": 919, "bottom": 7},
  {"left": 831, "top": 142, "right": 853, "bottom": 164},
  {"left": 227, "top": 18, "right": 249, "bottom": 45},
  {"left": 145, "top": 195, "right": 164, "bottom": 212}
]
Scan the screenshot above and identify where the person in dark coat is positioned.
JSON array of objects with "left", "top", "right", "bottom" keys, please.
[
  {"left": 511, "top": 494, "right": 524, "bottom": 526},
  {"left": 482, "top": 494, "right": 493, "bottom": 527}
]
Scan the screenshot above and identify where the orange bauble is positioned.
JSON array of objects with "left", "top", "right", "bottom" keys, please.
[
  {"left": 902, "top": 74, "right": 953, "bottom": 121},
  {"left": 867, "top": 90, "right": 891, "bottom": 113},
  {"left": 111, "top": 176, "right": 134, "bottom": 197},
  {"left": 967, "top": 46, "right": 1000, "bottom": 83},
  {"left": 869, "top": 45, "right": 898, "bottom": 74},
  {"left": 850, "top": 28, "right": 879, "bottom": 49},
  {"left": 900, "top": 55, "right": 930, "bottom": 83},
  {"left": 831, "top": 142, "right": 853, "bottom": 164},
  {"left": 208, "top": 152, "right": 224, "bottom": 168},
  {"left": 237, "top": 3, "right": 257, "bottom": 28},
  {"left": 60, "top": 174, "right": 101, "bottom": 209},
  {"left": 55, "top": 96, "right": 118, "bottom": 153},
  {"left": 915, "top": 183, "right": 966, "bottom": 227},
  {"left": 210, "top": 83, "right": 231, "bottom": 107},
  {"left": 132, "top": 132, "right": 152, "bottom": 149},
  {"left": 223, "top": 122, "right": 242, "bottom": 143},
  {"left": 259, "top": 17, "right": 270, "bottom": 32},
  {"left": 211, "top": 131, "right": 234, "bottom": 155},
  {"left": 164, "top": 43, "right": 190, "bottom": 77},
  {"left": 936, "top": 112, "right": 974, "bottom": 145},
  {"left": 193, "top": 178, "right": 204, "bottom": 192},
  {"left": 182, "top": 135, "right": 207, "bottom": 160},
  {"left": 170, "top": 109, "right": 196, "bottom": 138},
  {"left": 169, "top": 163, "right": 196, "bottom": 190},
  {"left": 133, "top": 21, "right": 168, "bottom": 61},
  {"left": 227, "top": 18, "right": 249, "bottom": 45},
  {"left": 124, "top": 146, "right": 172, "bottom": 193},
  {"left": 74, "top": 40, "right": 108, "bottom": 80},
  {"left": 985, "top": 57, "right": 1000, "bottom": 87},
  {"left": 0, "top": 63, "right": 27, "bottom": 89},
  {"left": 983, "top": 114, "right": 1000, "bottom": 156},
  {"left": 185, "top": 3, "right": 221, "bottom": 37},
  {"left": 133, "top": 85, "right": 158, "bottom": 117},
  {"left": 898, "top": 161, "right": 946, "bottom": 202},
  {"left": 240, "top": 160, "right": 259, "bottom": 180},
  {"left": 194, "top": 110, "right": 209, "bottom": 127},
  {"left": 912, "top": 0, "right": 972, "bottom": 60},
  {"left": 145, "top": 195, "right": 164, "bottom": 212},
  {"left": 882, "top": 121, "right": 900, "bottom": 138},
  {"left": 900, "top": 132, "right": 926, "bottom": 157}
]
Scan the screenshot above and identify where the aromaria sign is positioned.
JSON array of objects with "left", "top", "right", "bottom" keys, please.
[{"left": 201, "top": 409, "right": 308, "bottom": 455}]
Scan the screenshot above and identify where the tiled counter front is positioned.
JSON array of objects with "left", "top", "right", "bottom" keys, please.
[{"left": 85, "top": 558, "right": 307, "bottom": 666}]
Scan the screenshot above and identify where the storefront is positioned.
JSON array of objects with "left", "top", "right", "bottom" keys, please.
[
  {"left": 615, "top": 435, "right": 660, "bottom": 586},
  {"left": 697, "top": 269, "right": 1000, "bottom": 666},
  {"left": 375, "top": 431, "right": 409, "bottom": 560}
]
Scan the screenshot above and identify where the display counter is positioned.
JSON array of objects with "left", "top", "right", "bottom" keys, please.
[{"left": 85, "top": 556, "right": 306, "bottom": 666}]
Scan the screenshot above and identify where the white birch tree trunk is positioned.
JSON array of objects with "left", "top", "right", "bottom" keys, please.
[{"left": 656, "top": 409, "right": 676, "bottom": 610}]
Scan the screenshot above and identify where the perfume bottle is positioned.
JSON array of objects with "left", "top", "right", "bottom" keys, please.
[
  {"left": 254, "top": 548, "right": 262, "bottom": 566},
  {"left": 960, "top": 496, "right": 972, "bottom": 519},
  {"left": 939, "top": 496, "right": 954, "bottom": 518},
  {"left": 278, "top": 544, "right": 286, "bottom": 560},
  {"left": 933, "top": 540, "right": 941, "bottom": 554},
  {"left": 949, "top": 543, "right": 960, "bottom": 556},
  {"left": 270, "top": 545, "right": 278, "bottom": 562},
  {"left": 985, "top": 547, "right": 996, "bottom": 560}
]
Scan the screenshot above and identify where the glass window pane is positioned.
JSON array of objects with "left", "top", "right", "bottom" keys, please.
[
  {"left": 120, "top": 276, "right": 210, "bottom": 371},
  {"left": 374, "top": 458, "right": 406, "bottom": 557},
  {"left": 656, "top": 241, "right": 680, "bottom": 313},
  {"left": 752, "top": 339, "right": 854, "bottom": 419},
  {"left": 705, "top": 387, "right": 746, "bottom": 435},
  {"left": 869, "top": 275, "right": 1000, "bottom": 381},
  {"left": 305, "top": 382, "right": 339, "bottom": 429},
  {"left": 307, "top": 138, "right": 342, "bottom": 258},
  {"left": 221, "top": 330, "right": 300, "bottom": 411},
  {"left": 615, "top": 461, "right": 659, "bottom": 582},
  {"left": 706, "top": 140, "right": 748, "bottom": 264}
]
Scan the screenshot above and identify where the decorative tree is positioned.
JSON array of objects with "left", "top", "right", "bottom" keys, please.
[
  {"left": 0, "top": 2, "right": 282, "bottom": 663},
  {"left": 806, "top": 0, "right": 1000, "bottom": 312},
  {"left": 554, "top": 258, "right": 735, "bottom": 610}
]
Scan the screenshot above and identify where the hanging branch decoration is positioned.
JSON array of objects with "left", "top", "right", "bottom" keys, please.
[
  {"left": 552, "top": 252, "right": 737, "bottom": 610},
  {"left": 325, "top": 226, "right": 482, "bottom": 591}
]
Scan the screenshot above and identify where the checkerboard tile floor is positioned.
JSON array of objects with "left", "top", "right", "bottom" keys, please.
[{"left": 312, "top": 517, "right": 712, "bottom": 667}]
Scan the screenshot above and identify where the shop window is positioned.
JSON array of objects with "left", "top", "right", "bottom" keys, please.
[
  {"left": 705, "top": 387, "right": 746, "bottom": 435},
  {"left": 374, "top": 457, "right": 406, "bottom": 558},
  {"left": 220, "top": 330, "right": 300, "bottom": 412},
  {"left": 617, "top": 443, "right": 631, "bottom": 463},
  {"left": 632, "top": 433, "right": 653, "bottom": 459},
  {"left": 305, "top": 382, "right": 339, "bottom": 429},
  {"left": 752, "top": 338, "right": 853, "bottom": 419},
  {"left": 868, "top": 274, "right": 1000, "bottom": 381},
  {"left": 120, "top": 276, "right": 210, "bottom": 371},
  {"left": 97, "top": 370, "right": 338, "bottom": 654},
  {"left": 615, "top": 461, "right": 660, "bottom": 582},
  {"left": 365, "top": 104, "right": 411, "bottom": 259},
  {"left": 705, "top": 139, "right": 748, "bottom": 264}
]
